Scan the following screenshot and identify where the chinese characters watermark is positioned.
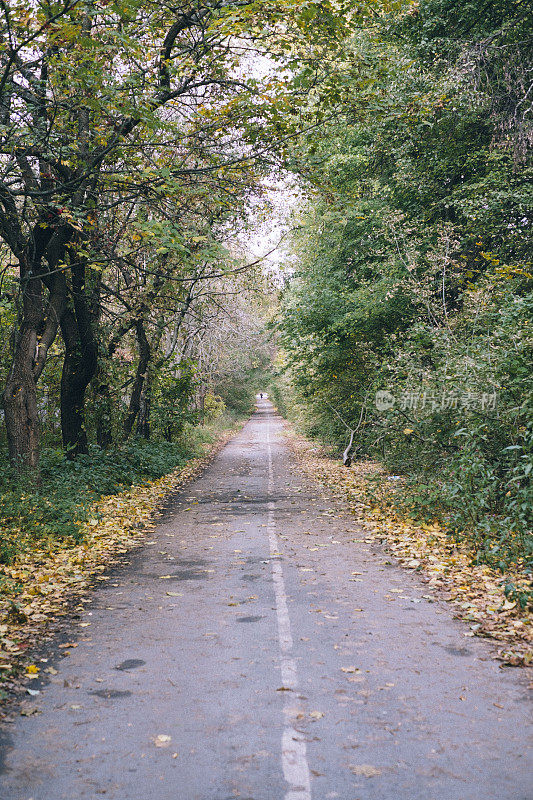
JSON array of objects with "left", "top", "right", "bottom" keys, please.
[{"left": 375, "top": 389, "right": 497, "bottom": 413}]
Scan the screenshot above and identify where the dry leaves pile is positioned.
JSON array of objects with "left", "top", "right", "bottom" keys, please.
[
  {"left": 0, "top": 428, "right": 237, "bottom": 693},
  {"left": 287, "top": 430, "right": 532, "bottom": 668}
]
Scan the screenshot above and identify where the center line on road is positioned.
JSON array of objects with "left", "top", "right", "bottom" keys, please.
[{"left": 266, "top": 419, "right": 312, "bottom": 800}]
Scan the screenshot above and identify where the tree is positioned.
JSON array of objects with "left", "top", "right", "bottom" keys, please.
[
  {"left": 278, "top": 0, "right": 532, "bottom": 571},
  {"left": 0, "top": 0, "right": 351, "bottom": 471}
]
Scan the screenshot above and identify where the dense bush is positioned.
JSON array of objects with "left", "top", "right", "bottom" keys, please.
[{"left": 278, "top": 0, "right": 532, "bottom": 582}]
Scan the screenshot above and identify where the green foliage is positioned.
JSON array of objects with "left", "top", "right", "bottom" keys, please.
[
  {"left": 203, "top": 391, "right": 226, "bottom": 421},
  {"left": 279, "top": 0, "right": 532, "bottom": 578},
  {"left": 0, "top": 425, "right": 225, "bottom": 566},
  {"left": 1, "top": 0, "right": 351, "bottom": 470},
  {"left": 151, "top": 360, "right": 198, "bottom": 442},
  {"left": 216, "top": 364, "right": 268, "bottom": 416}
]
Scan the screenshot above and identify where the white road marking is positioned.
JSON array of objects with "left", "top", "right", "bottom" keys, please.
[{"left": 266, "top": 420, "right": 312, "bottom": 800}]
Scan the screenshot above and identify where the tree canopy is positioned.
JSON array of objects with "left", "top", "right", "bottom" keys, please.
[
  {"left": 0, "top": 0, "right": 350, "bottom": 469},
  {"left": 0, "top": 0, "right": 531, "bottom": 586},
  {"left": 276, "top": 0, "right": 532, "bottom": 579}
]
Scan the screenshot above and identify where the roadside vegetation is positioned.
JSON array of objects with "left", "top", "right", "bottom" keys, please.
[
  {"left": 275, "top": 0, "right": 532, "bottom": 602},
  {"left": 0, "top": 414, "right": 244, "bottom": 692},
  {"left": 0, "top": 0, "right": 530, "bottom": 682},
  {"left": 0, "top": 413, "right": 242, "bottom": 567}
]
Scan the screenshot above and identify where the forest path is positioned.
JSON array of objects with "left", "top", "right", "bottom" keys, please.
[{"left": 0, "top": 401, "right": 531, "bottom": 800}]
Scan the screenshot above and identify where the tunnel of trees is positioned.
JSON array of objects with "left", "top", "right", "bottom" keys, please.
[{"left": 0, "top": 0, "right": 531, "bottom": 586}]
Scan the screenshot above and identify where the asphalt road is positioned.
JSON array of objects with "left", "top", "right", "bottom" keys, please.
[{"left": 1, "top": 400, "right": 531, "bottom": 800}]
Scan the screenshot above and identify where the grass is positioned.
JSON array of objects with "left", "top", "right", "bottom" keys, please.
[{"left": 0, "top": 413, "right": 242, "bottom": 567}]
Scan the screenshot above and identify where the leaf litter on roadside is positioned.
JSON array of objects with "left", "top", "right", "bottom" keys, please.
[
  {"left": 286, "top": 430, "right": 532, "bottom": 667},
  {"left": 0, "top": 430, "right": 237, "bottom": 698}
]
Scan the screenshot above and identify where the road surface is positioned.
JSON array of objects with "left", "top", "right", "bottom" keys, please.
[{"left": 1, "top": 400, "right": 531, "bottom": 799}]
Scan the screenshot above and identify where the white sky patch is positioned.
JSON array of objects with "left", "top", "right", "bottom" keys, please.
[
  {"left": 237, "top": 175, "right": 303, "bottom": 283},
  {"left": 229, "top": 48, "right": 303, "bottom": 283}
]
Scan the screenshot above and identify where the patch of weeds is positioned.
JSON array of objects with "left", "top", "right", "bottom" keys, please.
[{"left": 0, "top": 422, "right": 239, "bottom": 567}]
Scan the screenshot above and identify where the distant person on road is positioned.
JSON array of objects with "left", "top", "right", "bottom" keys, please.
[{"left": 260, "top": 393, "right": 263, "bottom": 399}]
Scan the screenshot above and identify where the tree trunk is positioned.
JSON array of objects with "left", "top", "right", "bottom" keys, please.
[
  {"left": 94, "top": 317, "right": 137, "bottom": 449},
  {"left": 59, "top": 261, "right": 98, "bottom": 458},
  {"left": 60, "top": 309, "right": 87, "bottom": 457},
  {"left": 2, "top": 263, "right": 42, "bottom": 473},
  {"left": 123, "top": 321, "right": 150, "bottom": 438},
  {"left": 95, "top": 379, "right": 114, "bottom": 449},
  {"left": 137, "top": 372, "right": 151, "bottom": 440}
]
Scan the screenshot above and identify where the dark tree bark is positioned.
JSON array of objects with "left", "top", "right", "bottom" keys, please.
[
  {"left": 1, "top": 219, "right": 69, "bottom": 472},
  {"left": 2, "top": 259, "right": 43, "bottom": 472},
  {"left": 137, "top": 371, "right": 152, "bottom": 440},
  {"left": 123, "top": 321, "right": 150, "bottom": 438},
  {"left": 95, "top": 379, "right": 114, "bottom": 449},
  {"left": 60, "top": 310, "right": 88, "bottom": 457},
  {"left": 94, "top": 315, "right": 136, "bottom": 449},
  {"left": 59, "top": 261, "right": 98, "bottom": 458}
]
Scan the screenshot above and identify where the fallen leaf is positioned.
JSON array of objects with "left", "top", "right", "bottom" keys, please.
[
  {"left": 154, "top": 734, "right": 172, "bottom": 747},
  {"left": 349, "top": 764, "right": 381, "bottom": 777},
  {"left": 287, "top": 433, "right": 533, "bottom": 668}
]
